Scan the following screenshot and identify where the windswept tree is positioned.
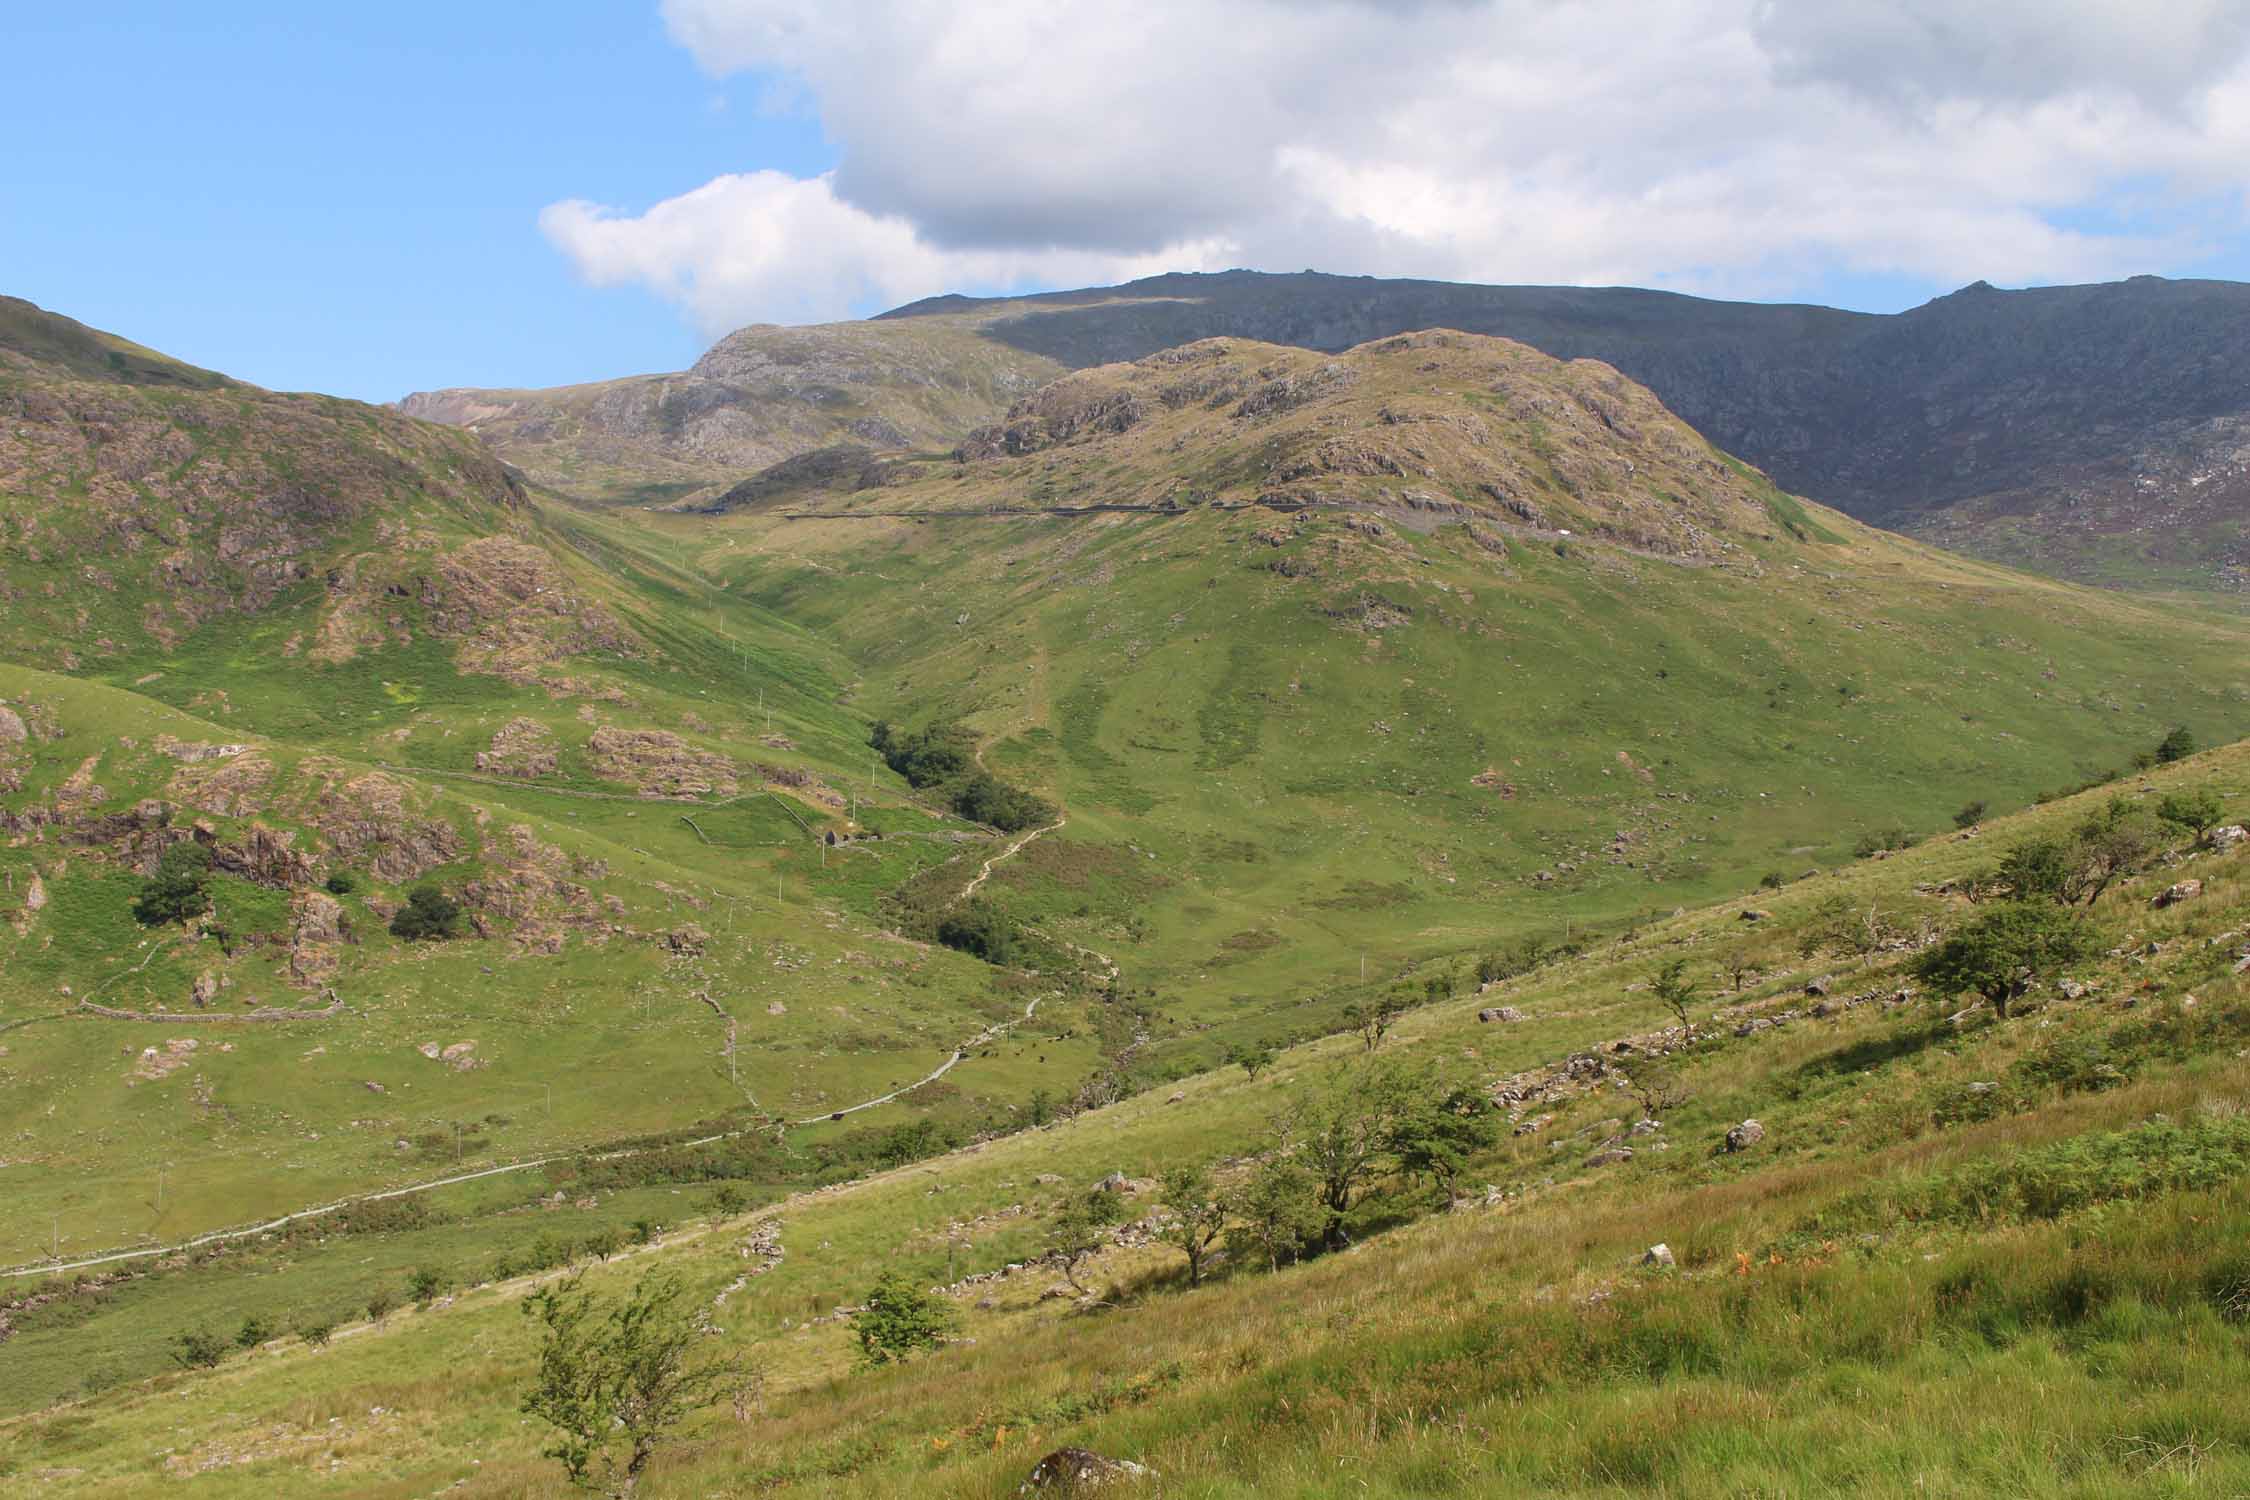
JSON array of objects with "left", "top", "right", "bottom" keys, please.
[
  {"left": 1043, "top": 1181, "right": 1129, "bottom": 1297},
  {"left": 1290, "top": 1062, "right": 1420, "bottom": 1249},
  {"left": 1227, "top": 1154, "right": 1321, "bottom": 1273},
  {"left": 2155, "top": 789, "right": 2226, "bottom": 843},
  {"left": 1156, "top": 1164, "right": 1231, "bottom": 1287},
  {"left": 521, "top": 1272, "right": 755, "bottom": 1497},
  {"left": 1385, "top": 1074, "right": 1499, "bottom": 1200},
  {"left": 1649, "top": 957, "right": 1700, "bottom": 1038},
  {"left": 1224, "top": 1040, "right": 1276, "bottom": 1082},
  {"left": 1914, "top": 902, "right": 2095, "bottom": 1019}
]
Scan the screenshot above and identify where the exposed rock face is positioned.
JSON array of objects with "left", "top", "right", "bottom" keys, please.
[
  {"left": 212, "top": 823, "right": 317, "bottom": 889},
  {"left": 0, "top": 295, "right": 525, "bottom": 669},
  {"left": 476, "top": 717, "right": 559, "bottom": 778},
  {"left": 587, "top": 726, "right": 737, "bottom": 798},
  {"left": 169, "top": 752, "right": 275, "bottom": 819},
  {"left": 305, "top": 768, "right": 462, "bottom": 883}
]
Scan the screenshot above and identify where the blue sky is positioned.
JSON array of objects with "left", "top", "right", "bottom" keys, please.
[
  {"left": 7, "top": 2, "right": 2249, "bottom": 403},
  {"left": 0, "top": 5, "right": 816, "bottom": 398}
]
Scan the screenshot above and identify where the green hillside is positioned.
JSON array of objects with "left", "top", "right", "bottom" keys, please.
[
  {"left": 5, "top": 727, "right": 2246, "bottom": 1497},
  {"left": 6, "top": 311, "right": 2250, "bottom": 1495}
]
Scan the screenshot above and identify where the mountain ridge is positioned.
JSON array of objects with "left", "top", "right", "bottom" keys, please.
[{"left": 406, "top": 270, "right": 2250, "bottom": 591}]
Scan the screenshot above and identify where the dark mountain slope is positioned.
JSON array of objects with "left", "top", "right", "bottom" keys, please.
[{"left": 878, "top": 271, "right": 2250, "bottom": 590}]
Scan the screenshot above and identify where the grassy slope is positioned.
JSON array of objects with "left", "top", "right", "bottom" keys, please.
[{"left": 6, "top": 741, "right": 2247, "bottom": 1496}]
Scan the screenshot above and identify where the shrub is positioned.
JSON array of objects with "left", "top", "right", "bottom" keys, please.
[
  {"left": 951, "top": 771, "right": 1055, "bottom": 833},
  {"left": 390, "top": 884, "right": 464, "bottom": 941},
  {"left": 1852, "top": 826, "right": 1913, "bottom": 858},
  {"left": 1953, "top": 800, "right": 1988, "bottom": 829},
  {"left": 407, "top": 1266, "right": 449, "bottom": 1308},
  {"left": 132, "top": 842, "right": 212, "bottom": 926},
  {"left": 235, "top": 1313, "right": 271, "bottom": 1349},
  {"left": 169, "top": 1327, "right": 228, "bottom": 1369},
  {"left": 324, "top": 870, "right": 359, "bottom": 896},
  {"left": 1758, "top": 871, "right": 1786, "bottom": 891},
  {"left": 933, "top": 900, "right": 1017, "bottom": 964},
  {"left": 851, "top": 1271, "right": 958, "bottom": 1366},
  {"left": 295, "top": 1316, "right": 336, "bottom": 1348},
  {"left": 2155, "top": 725, "right": 2196, "bottom": 764}
]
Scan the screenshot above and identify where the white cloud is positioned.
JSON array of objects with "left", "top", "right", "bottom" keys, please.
[
  {"left": 545, "top": 0, "right": 2250, "bottom": 333},
  {"left": 539, "top": 171, "right": 1230, "bottom": 338}
]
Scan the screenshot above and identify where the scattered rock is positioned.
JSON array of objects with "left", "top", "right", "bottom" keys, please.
[
  {"left": 663, "top": 924, "right": 710, "bottom": 957},
  {"left": 1642, "top": 1243, "right": 1676, "bottom": 1269},
  {"left": 0, "top": 706, "right": 24, "bottom": 744},
  {"left": 1019, "top": 1448, "right": 1152, "bottom": 1493},
  {"left": 190, "top": 971, "right": 220, "bottom": 1008},
  {"left": 2057, "top": 978, "right": 2089, "bottom": 1000},
  {"left": 2152, "top": 879, "right": 2203, "bottom": 909},
  {"left": 1629, "top": 1118, "right": 1663, "bottom": 1136},
  {"left": 1724, "top": 1118, "right": 1766, "bottom": 1152}
]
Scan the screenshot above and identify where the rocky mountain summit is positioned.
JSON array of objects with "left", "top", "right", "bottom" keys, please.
[
  {"left": 398, "top": 317, "right": 1060, "bottom": 504},
  {"left": 409, "top": 271, "right": 2250, "bottom": 590},
  {"left": 887, "top": 271, "right": 2250, "bottom": 590}
]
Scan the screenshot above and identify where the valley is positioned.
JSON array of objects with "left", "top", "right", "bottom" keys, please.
[{"left": 4, "top": 294, "right": 2250, "bottom": 1497}]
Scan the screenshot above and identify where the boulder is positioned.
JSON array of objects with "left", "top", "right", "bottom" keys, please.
[
  {"left": 1629, "top": 1118, "right": 1663, "bottom": 1136},
  {"left": 1019, "top": 1448, "right": 1152, "bottom": 1493},
  {"left": 2151, "top": 879, "right": 2202, "bottom": 909},
  {"left": 1642, "top": 1243, "right": 1676, "bottom": 1269},
  {"left": 2207, "top": 824, "right": 2247, "bottom": 852},
  {"left": 663, "top": 923, "right": 710, "bottom": 957},
  {"left": 1738, "top": 909, "right": 1772, "bottom": 922},
  {"left": 1478, "top": 1006, "right": 1525, "bottom": 1024},
  {"left": 1724, "top": 1118, "right": 1766, "bottom": 1152},
  {"left": 0, "top": 706, "right": 25, "bottom": 744},
  {"left": 1584, "top": 1146, "right": 1635, "bottom": 1168},
  {"left": 1804, "top": 976, "right": 1832, "bottom": 997}
]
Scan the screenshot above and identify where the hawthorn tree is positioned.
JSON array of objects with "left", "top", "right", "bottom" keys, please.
[
  {"left": 1156, "top": 1164, "right": 1231, "bottom": 1287},
  {"left": 521, "top": 1272, "right": 755, "bottom": 1497},
  {"left": 1914, "top": 902, "right": 2094, "bottom": 1019},
  {"left": 850, "top": 1272, "right": 957, "bottom": 1366}
]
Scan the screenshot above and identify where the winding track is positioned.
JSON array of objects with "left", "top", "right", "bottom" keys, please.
[{"left": 1, "top": 808, "right": 1065, "bottom": 1280}]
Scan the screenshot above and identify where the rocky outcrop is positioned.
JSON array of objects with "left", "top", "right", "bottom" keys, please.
[
  {"left": 1019, "top": 1448, "right": 1153, "bottom": 1492},
  {"left": 475, "top": 717, "right": 559, "bottom": 779},
  {"left": 587, "top": 726, "right": 737, "bottom": 799},
  {"left": 304, "top": 769, "right": 462, "bottom": 883}
]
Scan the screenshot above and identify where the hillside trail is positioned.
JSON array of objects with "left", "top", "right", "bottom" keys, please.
[
  {"left": 2, "top": 990, "right": 1040, "bottom": 1280},
  {"left": 2, "top": 803, "right": 1076, "bottom": 1279},
  {"left": 960, "top": 817, "right": 1062, "bottom": 902}
]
